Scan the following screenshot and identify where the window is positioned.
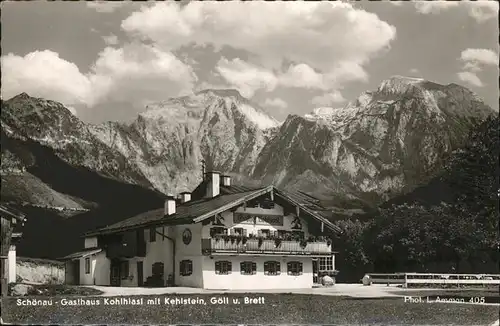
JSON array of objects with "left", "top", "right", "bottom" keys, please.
[
  {"left": 240, "top": 261, "right": 257, "bottom": 275},
  {"left": 319, "top": 257, "right": 334, "bottom": 271},
  {"left": 215, "top": 261, "right": 232, "bottom": 275},
  {"left": 264, "top": 261, "right": 281, "bottom": 275},
  {"left": 259, "top": 229, "right": 271, "bottom": 238},
  {"left": 287, "top": 261, "right": 303, "bottom": 276},
  {"left": 180, "top": 260, "right": 193, "bottom": 276},
  {"left": 120, "top": 261, "right": 129, "bottom": 279},
  {"left": 233, "top": 228, "right": 246, "bottom": 236},
  {"left": 210, "top": 227, "right": 227, "bottom": 237},
  {"left": 84, "top": 257, "right": 91, "bottom": 274},
  {"left": 149, "top": 227, "right": 156, "bottom": 242}
]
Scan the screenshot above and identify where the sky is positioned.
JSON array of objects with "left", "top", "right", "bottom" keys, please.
[{"left": 1, "top": 1, "right": 498, "bottom": 123}]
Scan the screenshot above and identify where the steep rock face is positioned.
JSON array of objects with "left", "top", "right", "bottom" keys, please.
[
  {"left": 253, "top": 76, "right": 493, "bottom": 205},
  {"left": 1, "top": 94, "right": 153, "bottom": 188},
  {"left": 89, "top": 89, "right": 280, "bottom": 193},
  {"left": 1, "top": 77, "right": 493, "bottom": 214}
]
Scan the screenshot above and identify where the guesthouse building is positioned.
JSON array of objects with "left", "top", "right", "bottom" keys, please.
[{"left": 62, "top": 172, "right": 341, "bottom": 290}]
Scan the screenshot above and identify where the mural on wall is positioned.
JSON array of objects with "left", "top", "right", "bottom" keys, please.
[
  {"left": 233, "top": 212, "right": 284, "bottom": 226},
  {"left": 182, "top": 229, "right": 192, "bottom": 245},
  {"left": 291, "top": 216, "right": 302, "bottom": 230}
]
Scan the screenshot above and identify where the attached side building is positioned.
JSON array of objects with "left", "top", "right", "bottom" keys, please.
[
  {"left": 1, "top": 204, "right": 26, "bottom": 296},
  {"left": 63, "top": 172, "right": 342, "bottom": 289}
]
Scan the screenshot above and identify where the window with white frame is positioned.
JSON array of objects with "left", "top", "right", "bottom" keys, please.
[
  {"left": 240, "top": 261, "right": 257, "bottom": 275},
  {"left": 287, "top": 261, "right": 303, "bottom": 276},
  {"left": 215, "top": 261, "right": 232, "bottom": 275},
  {"left": 319, "top": 256, "right": 334, "bottom": 271},
  {"left": 180, "top": 260, "right": 193, "bottom": 276},
  {"left": 264, "top": 261, "right": 281, "bottom": 275}
]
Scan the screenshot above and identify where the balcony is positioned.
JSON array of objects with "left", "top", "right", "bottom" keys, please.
[
  {"left": 104, "top": 231, "right": 146, "bottom": 259},
  {"left": 201, "top": 237, "right": 332, "bottom": 256}
]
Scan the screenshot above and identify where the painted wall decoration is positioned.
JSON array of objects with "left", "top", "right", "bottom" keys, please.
[
  {"left": 182, "top": 228, "right": 192, "bottom": 245},
  {"left": 233, "top": 212, "right": 284, "bottom": 226},
  {"left": 291, "top": 216, "right": 302, "bottom": 229}
]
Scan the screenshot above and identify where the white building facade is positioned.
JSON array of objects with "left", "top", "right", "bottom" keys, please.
[{"left": 64, "top": 173, "right": 340, "bottom": 289}]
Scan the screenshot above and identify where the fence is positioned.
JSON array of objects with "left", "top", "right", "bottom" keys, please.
[{"left": 362, "top": 273, "right": 500, "bottom": 288}]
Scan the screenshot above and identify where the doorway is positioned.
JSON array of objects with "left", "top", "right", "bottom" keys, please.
[
  {"left": 137, "top": 261, "right": 144, "bottom": 286},
  {"left": 110, "top": 260, "right": 121, "bottom": 286}
]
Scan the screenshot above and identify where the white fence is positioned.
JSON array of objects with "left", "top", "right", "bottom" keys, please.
[{"left": 362, "top": 273, "right": 500, "bottom": 287}]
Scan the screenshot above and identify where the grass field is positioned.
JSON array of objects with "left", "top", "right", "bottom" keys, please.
[{"left": 2, "top": 293, "right": 499, "bottom": 325}]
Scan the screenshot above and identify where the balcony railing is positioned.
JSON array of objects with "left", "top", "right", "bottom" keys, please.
[{"left": 201, "top": 238, "right": 332, "bottom": 256}]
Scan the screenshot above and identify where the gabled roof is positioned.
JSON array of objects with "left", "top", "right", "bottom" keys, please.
[
  {"left": 85, "top": 187, "right": 271, "bottom": 236},
  {"left": 59, "top": 248, "right": 102, "bottom": 261},
  {"left": 85, "top": 185, "right": 342, "bottom": 236},
  {"left": 0, "top": 204, "right": 26, "bottom": 223}
]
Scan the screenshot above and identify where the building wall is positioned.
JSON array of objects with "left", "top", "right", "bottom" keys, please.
[
  {"left": 94, "top": 252, "right": 110, "bottom": 286},
  {"left": 8, "top": 245, "right": 16, "bottom": 283},
  {"left": 84, "top": 237, "right": 98, "bottom": 249},
  {"left": 79, "top": 252, "right": 109, "bottom": 285},
  {"left": 17, "top": 257, "right": 65, "bottom": 284},
  {"left": 202, "top": 256, "right": 313, "bottom": 290},
  {"left": 201, "top": 204, "right": 310, "bottom": 237},
  {"left": 174, "top": 223, "right": 203, "bottom": 288},
  {"left": 143, "top": 226, "right": 174, "bottom": 284}
]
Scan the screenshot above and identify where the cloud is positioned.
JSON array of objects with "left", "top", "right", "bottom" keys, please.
[
  {"left": 102, "top": 34, "right": 119, "bottom": 46},
  {"left": 414, "top": 1, "right": 459, "bottom": 14},
  {"left": 87, "top": 1, "right": 124, "bottom": 13},
  {"left": 460, "top": 48, "right": 499, "bottom": 66},
  {"left": 122, "top": 2, "right": 395, "bottom": 74},
  {"left": 311, "top": 91, "right": 346, "bottom": 106},
  {"left": 467, "top": 1, "right": 499, "bottom": 23},
  {"left": 414, "top": 0, "right": 498, "bottom": 23},
  {"left": 409, "top": 68, "right": 420, "bottom": 74},
  {"left": 89, "top": 43, "right": 197, "bottom": 106},
  {"left": 1, "top": 45, "right": 197, "bottom": 109},
  {"left": 215, "top": 58, "right": 278, "bottom": 98},
  {"left": 263, "top": 98, "right": 288, "bottom": 110},
  {"left": 457, "top": 71, "right": 484, "bottom": 87},
  {"left": 279, "top": 64, "right": 328, "bottom": 90},
  {"left": 66, "top": 106, "right": 78, "bottom": 116},
  {"left": 1, "top": 50, "right": 91, "bottom": 106}
]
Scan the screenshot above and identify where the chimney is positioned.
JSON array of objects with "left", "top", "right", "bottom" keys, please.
[
  {"left": 164, "top": 195, "right": 176, "bottom": 215},
  {"left": 180, "top": 192, "right": 191, "bottom": 203},
  {"left": 221, "top": 175, "right": 231, "bottom": 187},
  {"left": 205, "top": 171, "right": 220, "bottom": 198}
]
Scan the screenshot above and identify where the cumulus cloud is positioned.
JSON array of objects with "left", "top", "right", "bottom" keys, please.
[
  {"left": 1, "top": 45, "right": 197, "bottom": 109},
  {"left": 102, "top": 34, "right": 119, "bottom": 46},
  {"left": 414, "top": 1, "right": 459, "bottom": 14},
  {"left": 311, "top": 91, "right": 346, "bottom": 106},
  {"left": 122, "top": 2, "right": 395, "bottom": 89},
  {"left": 88, "top": 43, "right": 197, "bottom": 106},
  {"left": 457, "top": 71, "right": 484, "bottom": 87},
  {"left": 414, "top": 0, "right": 498, "bottom": 23},
  {"left": 279, "top": 64, "right": 328, "bottom": 90},
  {"left": 1, "top": 50, "right": 91, "bottom": 106},
  {"left": 87, "top": 1, "right": 124, "bottom": 13},
  {"left": 460, "top": 48, "right": 499, "bottom": 66},
  {"left": 263, "top": 98, "right": 288, "bottom": 110},
  {"left": 215, "top": 58, "right": 278, "bottom": 98}
]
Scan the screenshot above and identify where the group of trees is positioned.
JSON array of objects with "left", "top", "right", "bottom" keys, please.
[{"left": 333, "top": 115, "right": 499, "bottom": 282}]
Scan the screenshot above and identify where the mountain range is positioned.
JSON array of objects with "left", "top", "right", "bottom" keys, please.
[{"left": 0, "top": 76, "right": 494, "bottom": 258}]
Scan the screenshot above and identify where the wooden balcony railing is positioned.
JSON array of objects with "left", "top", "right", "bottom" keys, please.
[{"left": 201, "top": 238, "right": 332, "bottom": 256}]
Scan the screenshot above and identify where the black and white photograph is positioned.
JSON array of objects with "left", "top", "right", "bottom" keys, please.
[{"left": 0, "top": 0, "right": 499, "bottom": 325}]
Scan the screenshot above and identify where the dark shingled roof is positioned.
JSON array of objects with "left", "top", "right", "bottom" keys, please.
[
  {"left": 59, "top": 248, "right": 102, "bottom": 261},
  {"left": 86, "top": 188, "right": 269, "bottom": 236},
  {"left": 85, "top": 181, "right": 343, "bottom": 236}
]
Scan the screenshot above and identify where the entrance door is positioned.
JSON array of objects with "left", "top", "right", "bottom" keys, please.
[
  {"left": 74, "top": 260, "right": 80, "bottom": 285},
  {"left": 110, "top": 261, "right": 121, "bottom": 286},
  {"left": 312, "top": 259, "right": 318, "bottom": 284},
  {"left": 137, "top": 261, "right": 144, "bottom": 287}
]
